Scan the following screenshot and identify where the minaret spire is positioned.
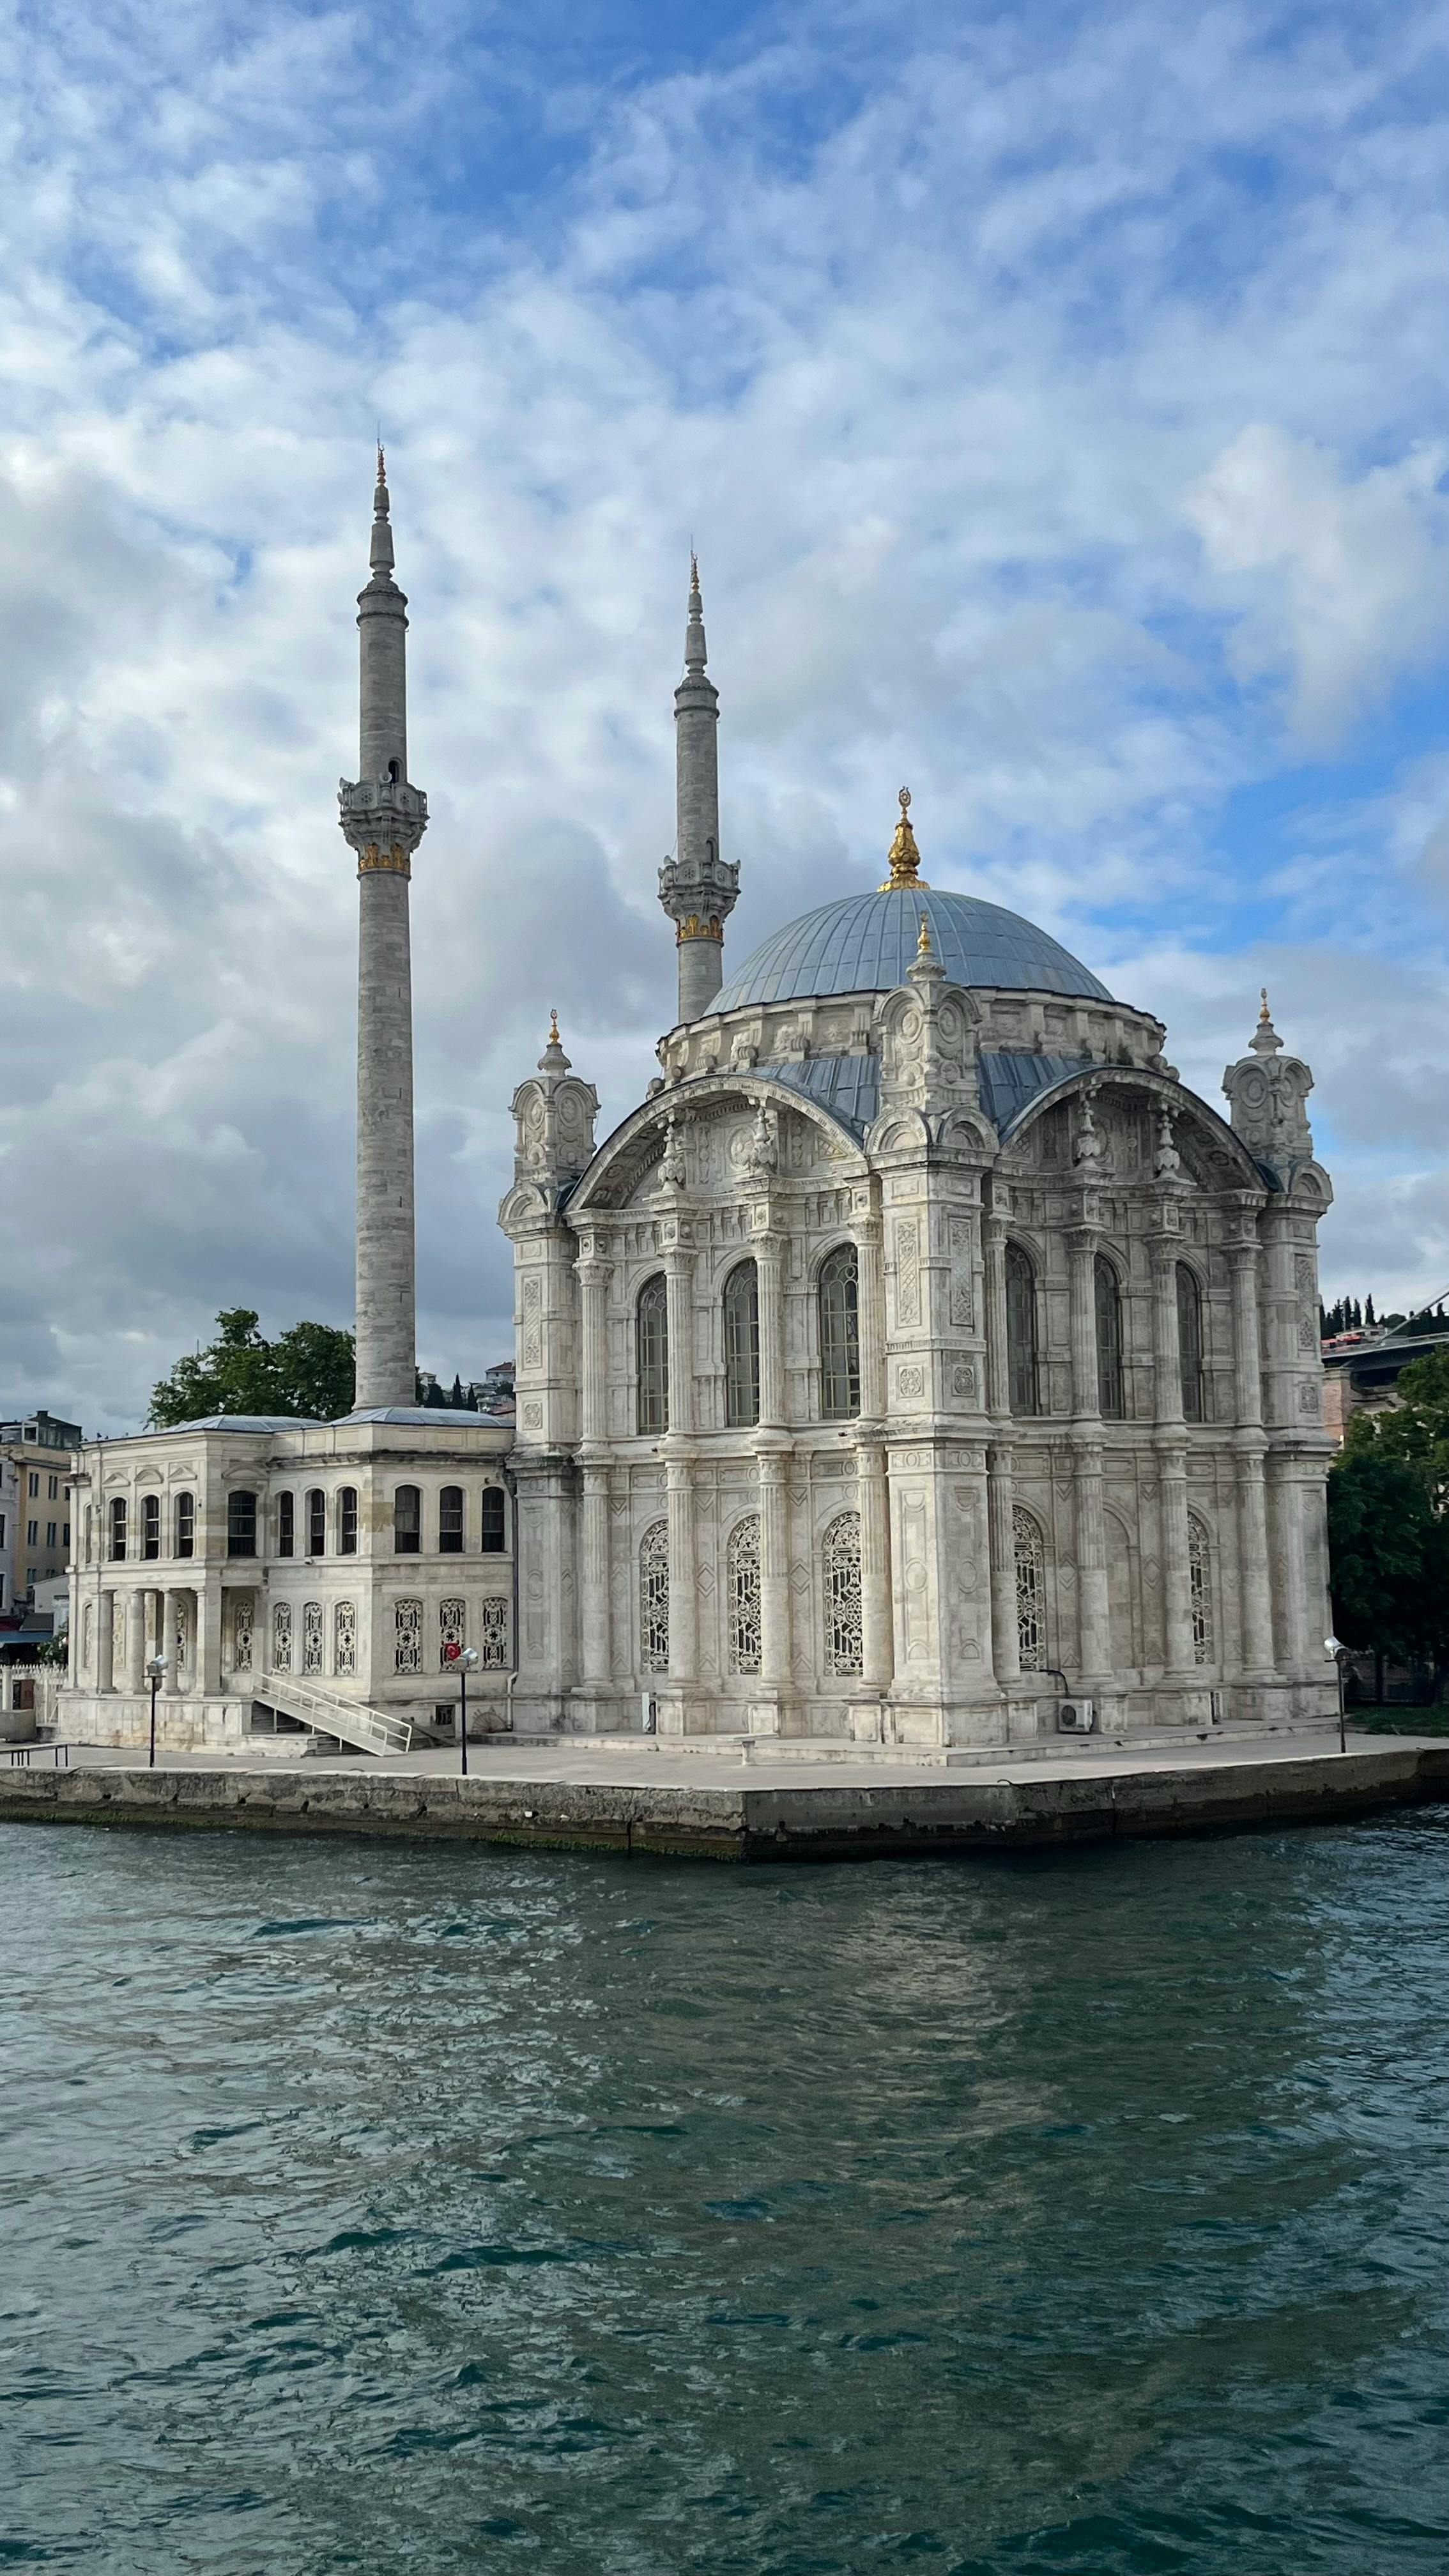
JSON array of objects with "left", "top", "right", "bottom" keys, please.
[
  {"left": 658, "top": 555, "right": 739, "bottom": 1023},
  {"left": 338, "top": 452, "right": 429, "bottom": 1411}
]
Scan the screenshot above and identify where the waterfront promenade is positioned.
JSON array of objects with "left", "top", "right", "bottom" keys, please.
[{"left": 3, "top": 1726, "right": 1445, "bottom": 1859}]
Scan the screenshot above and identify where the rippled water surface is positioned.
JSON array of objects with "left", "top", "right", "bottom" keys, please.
[{"left": 3, "top": 1818, "right": 1448, "bottom": 2573}]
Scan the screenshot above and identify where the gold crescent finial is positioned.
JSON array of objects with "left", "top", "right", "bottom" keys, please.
[
  {"left": 1259, "top": 986, "right": 1271, "bottom": 1023},
  {"left": 917, "top": 912, "right": 932, "bottom": 957},
  {"left": 879, "top": 784, "right": 928, "bottom": 891},
  {"left": 548, "top": 1007, "right": 560, "bottom": 1045}
]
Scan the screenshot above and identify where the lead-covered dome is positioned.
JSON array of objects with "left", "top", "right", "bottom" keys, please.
[{"left": 712, "top": 885, "right": 1112, "bottom": 1012}]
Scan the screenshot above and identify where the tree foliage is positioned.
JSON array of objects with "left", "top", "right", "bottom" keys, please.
[
  {"left": 1330, "top": 1350, "right": 1449, "bottom": 1689},
  {"left": 149, "top": 1310, "right": 355, "bottom": 1429}
]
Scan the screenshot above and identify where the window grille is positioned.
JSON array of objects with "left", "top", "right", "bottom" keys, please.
[
  {"left": 1094, "top": 1254, "right": 1125, "bottom": 1418},
  {"left": 338, "top": 1487, "right": 358, "bottom": 1555},
  {"left": 1188, "top": 1515, "right": 1213, "bottom": 1665},
  {"left": 394, "top": 1598, "right": 422, "bottom": 1674},
  {"left": 306, "top": 1489, "right": 326, "bottom": 1558},
  {"left": 824, "top": 1511, "right": 863, "bottom": 1676},
  {"left": 142, "top": 1495, "right": 160, "bottom": 1560},
  {"left": 109, "top": 1497, "right": 127, "bottom": 1561},
  {"left": 394, "top": 1485, "right": 421, "bottom": 1554},
  {"left": 303, "top": 1600, "right": 324, "bottom": 1676},
  {"left": 1006, "top": 1244, "right": 1040, "bottom": 1416},
  {"left": 819, "top": 1245, "right": 861, "bottom": 1420},
  {"left": 726, "top": 1514, "right": 762, "bottom": 1675},
  {"left": 233, "top": 1596, "right": 254, "bottom": 1675},
  {"left": 1177, "top": 1265, "right": 1206, "bottom": 1423},
  {"left": 723, "top": 1261, "right": 760, "bottom": 1428},
  {"left": 640, "top": 1520, "right": 670, "bottom": 1672},
  {"left": 439, "top": 1487, "right": 465, "bottom": 1554},
  {"left": 637, "top": 1275, "right": 669, "bottom": 1435},
  {"left": 439, "top": 1597, "right": 466, "bottom": 1667},
  {"left": 227, "top": 1490, "right": 257, "bottom": 1558},
  {"left": 273, "top": 1602, "right": 293, "bottom": 1673},
  {"left": 480, "top": 1487, "right": 506, "bottom": 1552},
  {"left": 334, "top": 1600, "right": 356, "bottom": 1678},
  {"left": 174, "top": 1492, "right": 195, "bottom": 1559},
  {"left": 479, "top": 1598, "right": 509, "bottom": 1667},
  {"left": 277, "top": 1492, "right": 295, "bottom": 1558},
  {"left": 1013, "top": 1506, "right": 1046, "bottom": 1670}
]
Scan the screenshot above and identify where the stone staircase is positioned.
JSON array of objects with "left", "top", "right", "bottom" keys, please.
[{"left": 252, "top": 1671, "right": 412, "bottom": 1759}]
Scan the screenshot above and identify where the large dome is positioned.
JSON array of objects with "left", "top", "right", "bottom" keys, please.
[{"left": 712, "top": 885, "right": 1112, "bottom": 1012}]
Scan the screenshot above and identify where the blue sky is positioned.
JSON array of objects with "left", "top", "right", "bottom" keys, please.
[{"left": 3, "top": 0, "right": 1449, "bottom": 1425}]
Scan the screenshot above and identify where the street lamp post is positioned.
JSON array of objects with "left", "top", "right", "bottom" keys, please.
[
  {"left": 456, "top": 1648, "right": 479, "bottom": 1772},
  {"left": 146, "top": 1653, "right": 169, "bottom": 1768},
  {"left": 1325, "top": 1634, "right": 1347, "bottom": 1754}
]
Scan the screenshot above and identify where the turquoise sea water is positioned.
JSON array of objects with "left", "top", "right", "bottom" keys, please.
[{"left": 2, "top": 1818, "right": 1447, "bottom": 2574}]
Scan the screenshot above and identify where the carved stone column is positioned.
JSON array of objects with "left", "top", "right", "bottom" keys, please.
[
  {"left": 1150, "top": 1231, "right": 1184, "bottom": 1430},
  {"left": 576, "top": 1250, "right": 614, "bottom": 1696},
  {"left": 756, "top": 1445, "right": 792, "bottom": 1688},
  {"left": 578, "top": 1253, "right": 611, "bottom": 1445},
  {"left": 986, "top": 1441, "right": 1019, "bottom": 1683},
  {"left": 855, "top": 1433, "right": 893, "bottom": 1690},
  {"left": 98, "top": 1589, "right": 115, "bottom": 1693},
  {"left": 664, "top": 1242, "right": 694, "bottom": 1437},
  {"left": 983, "top": 1215, "right": 1009, "bottom": 1418},
  {"left": 1235, "top": 1452, "right": 1275, "bottom": 1673},
  {"left": 1151, "top": 1230, "right": 1193, "bottom": 1673},
  {"left": 853, "top": 1210, "right": 886, "bottom": 1422},
  {"left": 1228, "top": 1239, "right": 1264, "bottom": 1430},
  {"left": 1073, "top": 1444, "right": 1112, "bottom": 1680},
  {"left": 125, "top": 1590, "right": 146, "bottom": 1692},
  {"left": 162, "top": 1588, "right": 184, "bottom": 1694},
  {"left": 756, "top": 1231, "right": 786, "bottom": 1429},
  {"left": 1067, "top": 1227, "right": 1100, "bottom": 1421},
  {"left": 197, "top": 1579, "right": 222, "bottom": 1696},
  {"left": 666, "top": 1457, "right": 697, "bottom": 1683}
]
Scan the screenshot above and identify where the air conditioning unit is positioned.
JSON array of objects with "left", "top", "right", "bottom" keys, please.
[{"left": 1057, "top": 1698, "right": 1096, "bottom": 1735}]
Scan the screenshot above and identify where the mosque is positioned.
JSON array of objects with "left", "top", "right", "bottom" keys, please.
[{"left": 62, "top": 463, "right": 1337, "bottom": 1753}]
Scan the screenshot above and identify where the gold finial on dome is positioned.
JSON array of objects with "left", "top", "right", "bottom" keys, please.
[
  {"left": 1259, "top": 986, "right": 1271, "bottom": 1024},
  {"left": 880, "top": 785, "right": 929, "bottom": 891},
  {"left": 548, "top": 1007, "right": 560, "bottom": 1045},
  {"left": 917, "top": 912, "right": 932, "bottom": 957}
]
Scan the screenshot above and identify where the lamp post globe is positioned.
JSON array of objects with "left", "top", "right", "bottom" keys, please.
[
  {"left": 458, "top": 1648, "right": 479, "bottom": 1777},
  {"left": 1325, "top": 1635, "right": 1347, "bottom": 1754}
]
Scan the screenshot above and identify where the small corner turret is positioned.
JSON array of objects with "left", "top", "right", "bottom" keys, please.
[
  {"left": 1223, "top": 988, "right": 1316, "bottom": 1181},
  {"left": 508, "top": 1010, "right": 599, "bottom": 1202},
  {"left": 657, "top": 556, "right": 739, "bottom": 1023}
]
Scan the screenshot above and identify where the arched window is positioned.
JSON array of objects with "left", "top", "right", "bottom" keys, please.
[
  {"left": 439, "top": 1598, "right": 466, "bottom": 1666},
  {"left": 1177, "top": 1264, "right": 1205, "bottom": 1423},
  {"left": 824, "top": 1511, "right": 863, "bottom": 1676},
  {"left": 819, "top": 1245, "right": 861, "bottom": 1420},
  {"left": 439, "top": 1486, "right": 465, "bottom": 1553},
  {"left": 174, "top": 1492, "right": 195, "bottom": 1559},
  {"left": 277, "top": 1492, "right": 295, "bottom": 1558},
  {"left": 1188, "top": 1514, "right": 1213, "bottom": 1665},
  {"left": 302, "top": 1600, "right": 324, "bottom": 1675},
  {"left": 723, "top": 1261, "right": 760, "bottom": 1428},
  {"left": 480, "top": 1487, "right": 506, "bottom": 1552},
  {"left": 272, "top": 1601, "right": 293, "bottom": 1673},
  {"left": 306, "top": 1489, "right": 326, "bottom": 1558},
  {"left": 1094, "top": 1255, "right": 1124, "bottom": 1419},
  {"left": 1013, "top": 1506, "right": 1046, "bottom": 1671},
  {"left": 394, "top": 1485, "right": 421, "bottom": 1554},
  {"left": 334, "top": 1600, "right": 356, "bottom": 1677},
  {"left": 480, "top": 1599, "right": 509, "bottom": 1666},
  {"left": 109, "top": 1496, "right": 127, "bottom": 1561},
  {"left": 726, "top": 1515, "right": 761, "bottom": 1675},
  {"left": 227, "top": 1491, "right": 257, "bottom": 1558},
  {"left": 637, "top": 1275, "right": 669, "bottom": 1435},
  {"left": 394, "top": 1598, "right": 422, "bottom": 1673},
  {"left": 233, "top": 1597, "right": 253, "bottom": 1675},
  {"left": 338, "top": 1488, "right": 358, "bottom": 1556},
  {"left": 142, "top": 1494, "right": 160, "bottom": 1560},
  {"left": 640, "top": 1521, "right": 669, "bottom": 1673},
  {"left": 1006, "top": 1244, "right": 1040, "bottom": 1417}
]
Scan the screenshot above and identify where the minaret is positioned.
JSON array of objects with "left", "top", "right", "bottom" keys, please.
[
  {"left": 338, "top": 451, "right": 429, "bottom": 1411},
  {"left": 658, "top": 558, "right": 739, "bottom": 1022}
]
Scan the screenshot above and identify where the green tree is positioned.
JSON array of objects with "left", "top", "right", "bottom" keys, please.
[{"left": 149, "top": 1309, "right": 355, "bottom": 1428}]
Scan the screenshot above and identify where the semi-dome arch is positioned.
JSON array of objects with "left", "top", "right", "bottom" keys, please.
[{"left": 566, "top": 1074, "right": 868, "bottom": 1215}]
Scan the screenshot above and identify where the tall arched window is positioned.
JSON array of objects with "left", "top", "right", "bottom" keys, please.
[
  {"left": 439, "top": 1486, "right": 465, "bottom": 1553},
  {"left": 824, "top": 1511, "right": 863, "bottom": 1676},
  {"left": 174, "top": 1492, "right": 195, "bottom": 1559},
  {"left": 142, "top": 1494, "right": 161, "bottom": 1560},
  {"left": 1094, "top": 1254, "right": 1125, "bottom": 1419},
  {"left": 480, "top": 1487, "right": 506, "bottom": 1552},
  {"left": 439, "top": 1598, "right": 466, "bottom": 1666},
  {"left": 640, "top": 1521, "right": 670, "bottom": 1673},
  {"left": 723, "top": 1261, "right": 760, "bottom": 1428},
  {"left": 1188, "top": 1514, "right": 1213, "bottom": 1665},
  {"left": 109, "top": 1496, "right": 127, "bottom": 1561},
  {"left": 1177, "top": 1264, "right": 1205, "bottom": 1423},
  {"left": 306, "top": 1489, "right": 326, "bottom": 1558},
  {"left": 338, "top": 1488, "right": 358, "bottom": 1555},
  {"left": 277, "top": 1492, "right": 295, "bottom": 1558},
  {"left": 272, "top": 1601, "right": 293, "bottom": 1672},
  {"left": 1013, "top": 1505, "right": 1046, "bottom": 1671},
  {"left": 819, "top": 1245, "right": 861, "bottom": 1420},
  {"left": 303, "top": 1600, "right": 324, "bottom": 1675},
  {"left": 394, "top": 1485, "right": 422, "bottom": 1554},
  {"left": 726, "top": 1515, "right": 761, "bottom": 1675},
  {"left": 1006, "top": 1244, "right": 1040, "bottom": 1417},
  {"left": 637, "top": 1275, "right": 669, "bottom": 1436},
  {"left": 334, "top": 1600, "right": 356, "bottom": 1676},
  {"left": 227, "top": 1491, "right": 257, "bottom": 1558}
]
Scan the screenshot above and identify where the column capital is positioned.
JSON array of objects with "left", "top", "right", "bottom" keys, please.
[{"left": 1066, "top": 1224, "right": 1100, "bottom": 1259}]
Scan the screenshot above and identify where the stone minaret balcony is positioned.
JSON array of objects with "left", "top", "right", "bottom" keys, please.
[{"left": 659, "top": 558, "right": 739, "bottom": 1023}]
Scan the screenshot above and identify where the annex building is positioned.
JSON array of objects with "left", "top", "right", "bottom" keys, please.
[{"left": 62, "top": 466, "right": 1338, "bottom": 1754}]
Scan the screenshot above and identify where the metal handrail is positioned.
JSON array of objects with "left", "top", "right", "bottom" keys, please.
[{"left": 255, "top": 1671, "right": 412, "bottom": 1757}]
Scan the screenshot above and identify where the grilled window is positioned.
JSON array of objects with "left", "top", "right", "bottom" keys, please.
[
  {"left": 640, "top": 1520, "right": 669, "bottom": 1672},
  {"left": 1013, "top": 1507, "right": 1046, "bottom": 1669},
  {"left": 823, "top": 1511, "right": 863, "bottom": 1675}
]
